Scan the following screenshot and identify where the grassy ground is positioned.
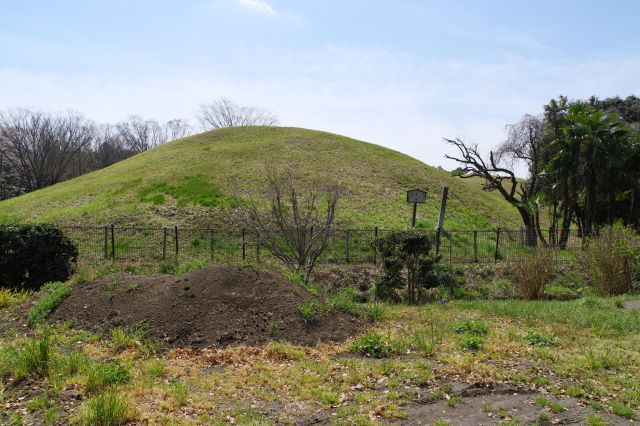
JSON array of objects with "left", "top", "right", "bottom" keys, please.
[
  {"left": 0, "top": 127, "right": 521, "bottom": 230},
  {"left": 1, "top": 274, "right": 638, "bottom": 425}
]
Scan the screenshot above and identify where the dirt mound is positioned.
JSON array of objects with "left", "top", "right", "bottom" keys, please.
[{"left": 50, "top": 266, "right": 363, "bottom": 348}]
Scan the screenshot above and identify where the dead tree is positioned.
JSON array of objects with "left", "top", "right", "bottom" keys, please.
[
  {"left": 444, "top": 137, "right": 539, "bottom": 246},
  {"left": 0, "top": 109, "right": 95, "bottom": 192},
  {"left": 238, "top": 171, "right": 341, "bottom": 282},
  {"left": 198, "top": 97, "right": 278, "bottom": 130}
]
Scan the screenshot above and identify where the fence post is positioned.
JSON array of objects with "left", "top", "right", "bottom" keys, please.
[
  {"left": 103, "top": 226, "right": 108, "bottom": 259},
  {"left": 110, "top": 224, "right": 115, "bottom": 259},
  {"left": 210, "top": 228, "right": 214, "bottom": 260},
  {"left": 241, "top": 228, "right": 246, "bottom": 261},
  {"left": 174, "top": 226, "right": 179, "bottom": 260},
  {"left": 373, "top": 226, "right": 378, "bottom": 265},
  {"left": 473, "top": 230, "right": 478, "bottom": 263},
  {"left": 494, "top": 228, "right": 501, "bottom": 263},
  {"left": 435, "top": 228, "right": 441, "bottom": 254},
  {"left": 162, "top": 228, "right": 167, "bottom": 260},
  {"left": 345, "top": 230, "right": 350, "bottom": 263}
]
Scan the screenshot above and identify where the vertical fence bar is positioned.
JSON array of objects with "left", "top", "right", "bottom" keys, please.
[
  {"left": 174, "top": 226, "right": 179, "bottom": 260},
  {"left": 241, "top": 228, "right": 246, "bottom": 261},
  {"left": 209, "top": 228, "right": 214, "bottom": 260},
  {"left": 110, "top": 224, "right": 115, "bottom": 259},
  {"left": 373, "top": 226, "right": 378, "bottom": 265},
  {"left": 435, "top": 228, "right": 441, "bottom": 255},
  {"left": 494, "top": 228, "right": 501, "bottom": 263},
  {"left": 473, "top": 230, "right": 478, "bottom": 263},
  {"left": 162, "top": 228, "right": 167, "bottom": 260}
]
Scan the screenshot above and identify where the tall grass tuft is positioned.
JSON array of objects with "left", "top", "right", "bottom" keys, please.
[
  {"left": 80, "top": 390, "right": 135, "bottom": 426},
  {"left": 512, "top": 248, "right": 556, "bottom": 300},
  {"left": 578, "top": 225, "right": 640, "bottom": 295},
  {"left": 0, "top": 288, "right": 32, "bottom": 309},
  {"left": 1, "top": 333, "right": 52, "bottom": 380}
]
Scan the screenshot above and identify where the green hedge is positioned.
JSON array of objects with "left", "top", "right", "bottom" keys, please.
[{"left": 0, "top": 224, "right": 78, "bottom": 290}]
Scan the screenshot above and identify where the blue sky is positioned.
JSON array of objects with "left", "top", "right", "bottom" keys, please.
[{"left": 2, "top": 0, "right": 639, "bottom": 171}]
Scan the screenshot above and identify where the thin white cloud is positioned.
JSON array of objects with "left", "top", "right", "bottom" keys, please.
[{"left": 237, "top": 0, "right": 276, "bottom": 15}]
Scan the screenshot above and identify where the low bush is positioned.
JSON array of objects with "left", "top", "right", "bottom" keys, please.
[
  {"left": 350, "top": 332, "right": 397, "bottom": 358},
  {"left": 453, "top": 319, "right": 489, "bottom": 336},
  {"left": 525, "top": 331, "right": 559, "bottom": 347},
  {"left": 296, "top": 300, "right": 325, "bottom": 324},
  {"left": 459, "top": 335, "right": 483, "bottom": 351},
  {"left": 0, "top": 224, "right": 78, "bottom": 291},
  {"left": 512, "top": 248, "right": 556, "bottom": 300},
  {"left": 372, "top": 230, "right": 441, "bottom": 304},
  {"left": 578, "top": 224, "right": 640, "bottom": 295},
  {"left": 27, "top": 281, "right": 70, "bottom": 326}
]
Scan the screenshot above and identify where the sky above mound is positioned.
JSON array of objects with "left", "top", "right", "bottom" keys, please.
[{"left": 1, "top": 0, "right": 639, "bottom": 172}]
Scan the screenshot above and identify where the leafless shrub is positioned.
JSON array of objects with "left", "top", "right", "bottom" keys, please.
[
  {"left": 577, "top": 225, "right": 640, "bottom": 295},
  {"left": 236, "top": 170, "right": 341, "bottom": 282},
  {"left": 198, "top": 97, "right": 278, "bottom": 130},
  {"left": 512, "top": 248, "right": 556, "bottom": 299}
]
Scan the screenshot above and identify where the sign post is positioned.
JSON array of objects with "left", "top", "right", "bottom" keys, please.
[{"left": 406, "top": 189, "right": 427, "bottom": 227}]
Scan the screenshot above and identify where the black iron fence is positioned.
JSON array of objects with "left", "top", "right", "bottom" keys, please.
[{"left": 56, "top": 225, "right": 596, "bottom": 266}]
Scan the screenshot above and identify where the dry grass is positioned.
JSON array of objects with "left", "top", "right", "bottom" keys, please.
[{"left": 512, "top": 248, "right": 556, "bottom": 300}]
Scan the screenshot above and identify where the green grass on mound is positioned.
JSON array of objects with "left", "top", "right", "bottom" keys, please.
[{"left": 0, "top": 126, "right": 520, "bottom": 229}]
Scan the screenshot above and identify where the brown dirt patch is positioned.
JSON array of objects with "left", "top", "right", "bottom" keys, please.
[
  {"left": 401, "top": 382, "right": 629, "bottom": 425},
  {"left": 50, "top": 266, "right": 363, "bottom": 348}
]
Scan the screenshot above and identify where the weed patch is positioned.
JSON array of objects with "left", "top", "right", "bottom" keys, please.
[{"left": 28, "top": 282, "right": 70, "bottom": 326}]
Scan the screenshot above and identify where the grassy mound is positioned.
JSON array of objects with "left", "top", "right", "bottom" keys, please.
[{"left": 0, "top": 126, "right": 519, "bottom": 229}]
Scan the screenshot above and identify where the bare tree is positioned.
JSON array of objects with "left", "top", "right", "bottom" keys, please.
[
  {"left": 198, "top": 97, "right": 278, "bottom": 130},
  {"left": 88, "top": 124, "right": 133, "bottom": 169},
  {"left": 444, "top": 137, "right": 539, "bottom": 246},
  {"left": 115, "top": 116, "right": 166, "bottom": 153},
  {"left": 165, "top": 119, "right": 192, "bottom": 141},
  {"left": 237, "top": 170, "right": 341, "bottom": 282},
  {"left": 0, "top": 109, "right": 95, "bottom": 192}
]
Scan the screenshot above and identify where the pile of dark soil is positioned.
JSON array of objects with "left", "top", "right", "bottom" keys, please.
[{"left": 50, "top": 266, "right": 363, "bottom": 348}]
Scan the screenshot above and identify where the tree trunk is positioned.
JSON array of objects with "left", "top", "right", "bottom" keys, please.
[
  {"left": 584, "top": 141, "right": 597, "bottom": 235},
  {"left": 517, "top": 208, "right": 537, "bottom": 246}
]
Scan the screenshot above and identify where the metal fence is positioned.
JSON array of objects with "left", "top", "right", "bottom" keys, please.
[{"left": 55, "top": 225, "right": 596, "bottom": 266}]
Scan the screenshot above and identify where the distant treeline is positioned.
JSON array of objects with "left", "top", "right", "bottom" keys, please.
[
  {"left": 0, "top": 98, "right": 277, "bottom": 200},
  {"left": 447, "top": 95, "right": 640, "bottom": 246}
]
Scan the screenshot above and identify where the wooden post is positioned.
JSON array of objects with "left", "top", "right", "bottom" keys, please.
[
  {"left": 411, "top": 202, "right": 417, "bottom": 227},
  {"left": 373, "top": 226, "right": 378, "bottom": 265},
  {"left": 110, "top": 224, "right": 115, "bottom": 259},
  {"left": 241, "top": 228, "right": 246, "bottom": 261},
  {"left": 435, "top": 228, "right": 441, "bottom": 254},
  {"left": 174, "top": 226, "right": 179, "bottom": 259},
  {"left": 103, "top": 226, "right": 108, "bottom": 259},
  {"left": 209, "top": 228, "right": 214, "bottom": 260},
  {"left": 162, "top": 228, "right": 167, "bottom": 260},
  {"left": 494, "top": 228, "right": 501, "bottom": 263},
  {"left": 436, "top": 186, "right": 449, "bottom": 231},
  {"left": 473, "top": 230, "right": 478, "bottom": 263}
]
